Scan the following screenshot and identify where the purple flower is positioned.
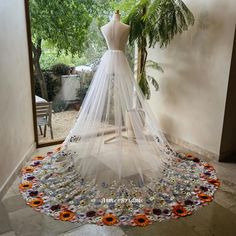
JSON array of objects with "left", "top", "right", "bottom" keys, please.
[
  {"left": 200, "top": 186, "right": 208, "bottom": 192},
  {"left": 29, "top": 191, "right": 38, "bottom": 197},
  {"left": 163, "top": 209, "right": 170, "bottom": 215},
  {"left": 184, "top": 199, "right": 194, "bottom": 205},
  {"left": 50, "top": 204, "right": 61, "bottom": 211},
  {"left": 153, "top": 208, "right": 162, "bottom": 215},
  {"left": 27, "top": 176, "right": 35, "bottom": 181},
  {"left": 86, "top": 211, "right": 96, "bottom": 217}
]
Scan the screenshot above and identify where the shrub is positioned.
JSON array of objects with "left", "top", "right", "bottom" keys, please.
[{"left": 51, "top": 63, "right": 70, "bottom": 76}]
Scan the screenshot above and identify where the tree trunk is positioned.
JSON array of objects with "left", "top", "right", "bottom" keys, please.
[
  {"left": 137, "top": 6, "right": 148, "bottom": 83},
  {"left": 32, "top": 39, "right": 48, "bottom": 100}
]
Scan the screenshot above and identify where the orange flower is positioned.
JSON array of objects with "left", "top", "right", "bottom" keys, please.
[
  {"left": 32, "top": 156, "right": 45, "bottom": 161},
  {"left": 203, "top": 163, "right": 214, "bottom": 170},
  {"left": 198, "top": 193, "right": 213, "bottom": 202},
  {"left": 186, "top": 153, "right": 193, "bottom": 159},
  {"left": 28, "top": 198, "right": 44, "bottom": 207},
  {"left": 207, "top": 179, "right": 220, "bottom": 187},
  {"left": 54, "top": 146, "right": 62, "bottom": 152},
  {"left": 185, "top": 153, "right": 200, "bottom": 162},
  {"left": 21, "top": 166, "right": 35, "bottom": 174},
  {"left": 102, "top": 213, "right": 118, "bottom": 226},
  {"left": 59, "top": 211, "right": 75, "bottom": 221},
  {"left": 19, "top": 181, "right": 32, "bottom": 191},
  {"left": 172, "top": 205, "right": 188, "bottom": 217},
  {"left": 133, "top": 214, "right": 149, "bottom": 227}
]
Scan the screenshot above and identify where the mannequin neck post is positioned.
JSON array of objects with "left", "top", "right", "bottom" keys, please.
[{"left": 112, "top": 13, "right": 120, "bottom": 21}]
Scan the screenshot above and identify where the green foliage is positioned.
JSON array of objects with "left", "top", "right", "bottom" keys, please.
[
  {"left": 125, "top": 0, "right": 150, "bottom": 47},
  {"left": 30, "top": 0, "right": 92, "bottom": 55},
  {"left": 146, "top": 60, "right": 163, "bottom": 95},
  {"left": 126, "top": 0, "right": 194, "bottom": 47},
  {"left": 146, "top": 0, "right": 194, "bottom": 47},
  {"left": 52, "top": 100, "right": 67, "bottom": 113},
  {"left": 82, "top": 20, "right": 108, "bottom": 64},
  {"left": 51, "top": 63, "right": 70, "bottom": 76},
  {"left": 124, "top": 0, "right": 194, "bottom": 98},
  {"left": 146, "top": 60, "right": 164, "bottom": 72},
  {"left": 39, "top": 45, "right": 87, "bottom": 70},
  {"left": 147, "top": 76, "right": 159, "bottom": 92},
  {"left": 76, "top": 85, "right": 90, "bottom": 102},
  {"left": 112, "top": 0, "right": 139, "bottom": 19},
  {"left": 138, "top": 72, "right": 150, "bottom": 99},
  {"left": 35, "top": 71, "right": 61, "bottom": 101}
]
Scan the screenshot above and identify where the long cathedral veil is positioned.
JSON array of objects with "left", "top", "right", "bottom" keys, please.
[{"left": 20, "top": 17, "right": 219, "bottom": 227}]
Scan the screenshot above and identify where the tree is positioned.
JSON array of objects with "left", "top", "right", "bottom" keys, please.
[
  {"left": 29, "top": 0, "right": 93, "bottom": 99},
  {"left": 124, "top": 0, "right": 194, "bottom": 98}
]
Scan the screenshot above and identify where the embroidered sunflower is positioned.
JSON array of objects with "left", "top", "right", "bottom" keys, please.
[
  {"left": 19, "top": 181, "right": 32, "bottom": 191},
  {"left": 203, "top": 163, "right": 214, "bottom": 170},
  {"left": 198, "top": 193, "right": 213, "bottom": 202},
  {"left": 54, "top": 146, "right": 62, "bottom": 152},
  {"left": 21, "top": 166, "right": 35, "bottom": 174},
  {"left": 133, "top": 214, "right": 149, "bottom": 227},
  {"left": 207, "top": 178, "right": 220, "bottom": 187},
  {"left": 59, "top": 211, "right": 75, "bottom": 221},
  {"left": 32, "top": 156, "right": 45, "bottom": 161},
  {"left": 172, "top": 205, "right": 188, "bottom": 217},
  {"left": 185, "top": 153, "right": 193, "bottom": 159},
  {"left": 28, "top": 198, "right": 44, "bottom": 207},
  {"left": 102, "top": 213, "right": 118, "bottom": 225}
]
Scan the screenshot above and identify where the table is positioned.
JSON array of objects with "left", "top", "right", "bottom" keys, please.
[{"left": 35, "top": 95, "right": 47, "bottom": 103}]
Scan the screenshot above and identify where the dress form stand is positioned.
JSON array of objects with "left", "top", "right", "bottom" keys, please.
[{"left": 101, "top": 11, "right": 136, "bottom": 144}]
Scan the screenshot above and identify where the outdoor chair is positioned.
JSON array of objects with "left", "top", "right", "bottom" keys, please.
[{"left": 36, "top": 102, "right": 53, "bottom": 139}]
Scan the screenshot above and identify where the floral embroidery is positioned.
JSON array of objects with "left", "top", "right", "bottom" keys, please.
[
  {"left": 28, "top": 198, "right": 44, "bottom": 207},
  {"left": 59, "top": 211, "right": 75, "bottom": 221},
  {"left": 102, "top": 213, "right": 118, "bottom": 225},
  {"left": 19, "top": 151, "right": 219, "bottom": 227}
]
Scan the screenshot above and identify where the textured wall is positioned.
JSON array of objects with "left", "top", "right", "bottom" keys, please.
[
  {"left": 0, "top": 0, "right": 35, "bottom": 189},
  {"left": 146, "top": 0, "right": 236, "bottom": 155}
]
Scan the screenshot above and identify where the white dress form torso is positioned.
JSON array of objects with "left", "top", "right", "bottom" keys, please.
[{"left": 101, "top": 13, "right": 130, "bottom": 52}]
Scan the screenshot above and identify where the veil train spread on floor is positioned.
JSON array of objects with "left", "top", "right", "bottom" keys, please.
[{"left": 19, "top": 17, "right": 219, "bottom": 227}]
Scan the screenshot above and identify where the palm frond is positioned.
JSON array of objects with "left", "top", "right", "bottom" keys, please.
[
  {"left": 146, "top": 60, "right": 164, "bottom": 72},
  {"left": 124, "top": 0, "right": 150, "bottom": 46},
  {"left": 138, "top": 72, "right": 150, "bottom": 99},
  {"left": 147, "top": 76, "right": 159, "bottom": 91},
  {"left": 146, "top": 0, "right": 194, "bottom": 48}
]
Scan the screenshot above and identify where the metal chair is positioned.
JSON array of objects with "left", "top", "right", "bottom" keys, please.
[{"left": 36, "top": 102, "right": 53, "bottom": 139}]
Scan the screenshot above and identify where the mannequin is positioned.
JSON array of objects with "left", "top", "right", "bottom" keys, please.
[
  {"left": 101, "top": 11, "right": 136, "bottom": 142},
  {"left": 101, "top": 10, "right": 130, "bottom": 52}
]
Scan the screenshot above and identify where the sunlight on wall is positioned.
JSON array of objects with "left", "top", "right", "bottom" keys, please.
[{"left": 146, "top": 0, "right": 236, "bottom": 155}]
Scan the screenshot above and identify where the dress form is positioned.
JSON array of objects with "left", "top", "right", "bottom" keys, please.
[
  {"left": 101, "top": 12, "right": 130, "bottom": 52},
  {"left": 101, "top": 12, "right": 135, "bottom": 142}
]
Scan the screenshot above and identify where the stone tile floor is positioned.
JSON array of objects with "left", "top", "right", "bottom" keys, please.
[{"left": 1, "top": 146, "right": 236, "bottom": 236}]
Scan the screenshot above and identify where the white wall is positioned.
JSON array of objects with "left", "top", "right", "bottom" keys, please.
[
  {"left": 147, "top": 0, "right": 236, "bottom": 155},
  {"left": 0, "top": 0, "right": 35, "bottom": 190}
]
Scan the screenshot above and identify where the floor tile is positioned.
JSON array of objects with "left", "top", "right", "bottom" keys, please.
[
  {"left": 122, "top": 219, "right": 200, "bottom": 236},
  {"left": 0, "top": 231, "right": 16, "bottom": 236},
  {"left": 59, "top": 224, "right": 125, "bottom": 236},
  {"left": 183, "top": 202, "right": 236, "bottom": 236},
  {"left": 0, "top": 202, "right": 12, "bottom": 234},
  {"left": 2, "top": 195, "right": 27, "bottom": 213}
]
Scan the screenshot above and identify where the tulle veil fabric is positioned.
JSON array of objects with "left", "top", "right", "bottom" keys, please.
[{"left": 62, "top": 49, "right": 175, "bottom": 185}]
